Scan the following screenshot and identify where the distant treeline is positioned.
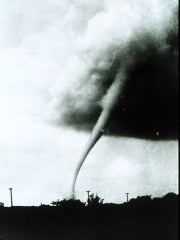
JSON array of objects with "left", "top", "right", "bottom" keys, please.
[{"left": 0, "top": 193, "right": 178, "bottom": 240}]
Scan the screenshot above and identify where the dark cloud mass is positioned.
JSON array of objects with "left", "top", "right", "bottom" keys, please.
[{"left": 58, "top": 7, "right": 178, "bottom": 140}]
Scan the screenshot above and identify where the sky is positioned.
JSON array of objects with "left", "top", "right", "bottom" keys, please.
[{"left": 0, "top": 0, "right": 178, "bottom": 206}]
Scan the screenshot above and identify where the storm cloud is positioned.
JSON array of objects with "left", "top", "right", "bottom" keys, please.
[
  {"left": 0, "top": 0, "right": 178, "bottom": 205},
  {"left": 57, "top": 0, "right": 178, "bottom": 140}
]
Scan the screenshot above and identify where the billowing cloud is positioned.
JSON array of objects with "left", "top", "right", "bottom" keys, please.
[
  {"left": 0, "top": 0, "right": 178, "bottom": 205},
  {"left": 56, "top": 0, "right": 178, "bottom": 140}
]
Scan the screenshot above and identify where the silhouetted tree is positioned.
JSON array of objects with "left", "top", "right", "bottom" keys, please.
[
  {"left": 129, "top": 195, "right": 152, "bottom": 205},
  {"left": 163, "top": 192, "right": 178, "bottom": 200},
  {"left": 87, "top": 193, "right": 104, "bottom": 206},
  {"left": 51, "top": 199, "right": 61, "bottom": 206},
  {"left": 51, "top": 199, "right": 85, "bottom": 207},
  {"left": 39, "top": 203, "right": 50, "bottom": 207}
]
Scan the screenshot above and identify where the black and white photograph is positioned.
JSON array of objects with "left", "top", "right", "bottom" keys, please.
[{"left": 0, "top": 0, "right": 178, "bottom": 239}]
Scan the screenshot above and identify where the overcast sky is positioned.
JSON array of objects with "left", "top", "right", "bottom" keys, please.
[{"left": 0, "top": 0, "right": 178, "bottom": 206}]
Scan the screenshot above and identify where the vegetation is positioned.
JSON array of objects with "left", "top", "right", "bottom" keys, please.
[
  {"left": 0, "top": 193, "right": 178, "bottom": 240},
  {"left": 51, "top": 198, "right": 85, "bottom": 207},
  {"left": 50, "top": 193, "right": 104, "bottom": 207},
  {"left": 87, "top": 193, "right": 104, "bottom": 206}
]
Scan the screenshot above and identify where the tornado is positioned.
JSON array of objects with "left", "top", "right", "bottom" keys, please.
[{"left": 72, "top": 71, "right": 126, "bottom": 198}]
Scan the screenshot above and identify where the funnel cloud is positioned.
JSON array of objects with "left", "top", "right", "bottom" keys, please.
[
  {"left": 72, "top": 73, "right": 126, "bottom": 196},
  {"left": 0, "top": 0, "right": 178, "bottom": 206},
  {"left": 55, "top": 1, "right": 178, "bottom": 197}
]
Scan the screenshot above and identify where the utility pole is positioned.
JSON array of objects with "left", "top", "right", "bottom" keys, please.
[
  {"left": 9, "top": 188, "right": 13, "bottom": 207},
  {"left": 126, "top": 193, "right": 129, "bottom": 203},
  {"left": 86, "top": 190, "right": 90, "bottom": 205}
]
